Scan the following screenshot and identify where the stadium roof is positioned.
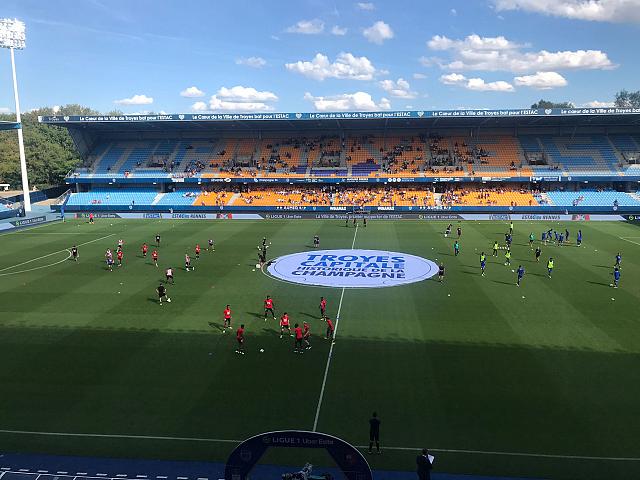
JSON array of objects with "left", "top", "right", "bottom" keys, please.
[
  {"left": 0, "top": 120, "right": 20, "bottom": 131},
  {"left": 39, "top": 108, "right": 640, "bottom": 133}
]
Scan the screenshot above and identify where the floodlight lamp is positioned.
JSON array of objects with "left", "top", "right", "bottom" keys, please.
[{"left": 0, "top": 18, "right": 26, "bottom": 50}]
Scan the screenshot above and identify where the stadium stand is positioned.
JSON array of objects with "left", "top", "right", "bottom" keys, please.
[
  {"left": 39, "top": 110, "right": 640, "bottom": 214},
  {"left": 66, "top": 188, "right": 158, "bottom": 206},
  {"left": 546, "top": 191, "right": 640, "bottom": 207},
  {"left": 67, "top": 133, "right": 640, "bottom": 180}
]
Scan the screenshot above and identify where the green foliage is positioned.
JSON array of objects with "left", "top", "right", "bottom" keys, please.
[
  {"left": 615, "top": 89, "right": 640, "bottom": 108},
  {"left": 0, "top": 104, "right": 100, "bottom": 188},
  {"left": 530, "top": 99, "right": 575, "bottom": 109}
]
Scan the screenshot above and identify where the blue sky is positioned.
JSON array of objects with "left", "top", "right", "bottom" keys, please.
[{"left": 0, "top": 0, "right": 638, "bottom": 114}]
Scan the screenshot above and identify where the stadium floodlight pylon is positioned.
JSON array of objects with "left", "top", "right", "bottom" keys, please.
[{"left": 0, "top": 18, "right": 30, "bottom": 212}]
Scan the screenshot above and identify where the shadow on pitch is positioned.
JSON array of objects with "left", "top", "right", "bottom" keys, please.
[
  {"left": 586, "top": 280, "right": 611, "bottom": 287},
  {"left": 208, "top": 322, "right": 225, "bottom": 333}
]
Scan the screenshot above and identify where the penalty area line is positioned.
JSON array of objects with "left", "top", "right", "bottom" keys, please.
[
  {"left": 0, "top": 428, "right": 636, "bottom": 462},
  {"left": 0, "top": 233, "right": 115, "bottom": 274},
  {"left": 312, "top": 224, "right": 358, "bottom": 432}
]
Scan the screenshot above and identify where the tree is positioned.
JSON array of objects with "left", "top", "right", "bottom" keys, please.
[
  {"left": 0, "top": 104, "right": 90, "bottom": 188},
  {"left": 530, "top": 99, "right": 575, "bottom": 109},
  {"left": 615, "top": 90, "right": 640, "bottom": 108}
]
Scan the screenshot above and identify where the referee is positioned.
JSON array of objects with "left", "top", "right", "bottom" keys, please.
[{"left": 368, "top": 411, "right": 381, "bottom": 454}]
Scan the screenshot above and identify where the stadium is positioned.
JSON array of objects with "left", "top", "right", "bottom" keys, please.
[{"left": 2, "top": 4, "right": 640, "bottom": 480}]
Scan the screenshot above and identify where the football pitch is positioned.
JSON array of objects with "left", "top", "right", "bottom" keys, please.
[{"left": 0, "top": 218, "right": 639, "bottom": 480}]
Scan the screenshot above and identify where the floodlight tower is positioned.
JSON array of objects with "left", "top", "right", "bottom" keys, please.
[{"left": 0, "top": 18, "right": 30, "bottom": 212}]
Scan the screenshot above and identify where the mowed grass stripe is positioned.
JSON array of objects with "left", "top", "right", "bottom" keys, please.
[{"left": 0, "top": 219, "right": 639, "bottom": 480}]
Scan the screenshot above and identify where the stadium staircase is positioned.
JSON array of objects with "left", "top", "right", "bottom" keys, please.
[
  {"left": 87, "top": 142, "right": 112, "bottom": 174},
  {"left": 151, "top": 193, "right": 165, "bottom": 205}
]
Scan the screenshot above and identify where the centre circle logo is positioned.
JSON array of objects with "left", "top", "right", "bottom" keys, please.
[{"left": 267, "top": 249, "right": 439, "bottom": 288}]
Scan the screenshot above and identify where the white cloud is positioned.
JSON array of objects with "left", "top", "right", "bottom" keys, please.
[
  {"left": 440, "top": 73, "right": 467, "bottom": 85},
  {"left": 236, "top": 56, "right": 267, "bottom": 68},
  {"left": 271, "top": 35, "right": 280, "bottom": 41},
  {"left": 114, "top": 94, "right": 153, "bottom": 105},
  {"left": 216, "top": 86, "right": 277, "bottom": 102},
  {"left": 514, "top": 71, "right": 568, "bottom": 89},
  {"left": 413, "top": 73, "right": 427, "bottom": 79},
  {"left": 428, "top": 34, "right": 522, "bottom": 51},
  {"left": 440, "top": 73, "right": 514, "bottom": 91},
  {"left": 180, "top": 86, "right": 205, "bottom": 98},
  {"left": 191, "top": 101, "right": 208, "bottom": 111},
  {"left": 427, "top": 34, "right": 615, "bottom": 72},
  {"left": 379, "top": 78, "right": 417, "bottom": 98},
  {"left": 582, "top": 100, "right": 615, "bottom": 107},
  {"left": 0, "top": 107, "right": 11, "bottom": 114},
  {"left": 493, "top": 0, "right": 640, "bottom": 24},
  {"left": 286, "top": 52, "right": 380, "bottom": 81},
  {"left": 450, "top": 8, "right": 457, "bottom": 15},
  {"left": 357, "top": 2, "right": 376, "bottom": 10},
  {"left": 331, "top": 25, "right": 348, "bottom": 35},
  {"left": 208, "top": 85, "right": 278, "bottom": 112},
  {"left": 304, "top": 91, "right": 390, "bottom": 111},
  {"left": 363, "top": 21, "right": 394, "bottom": 44},
  {"left": 286, "top": 19, "right": 324, "bottom": 34}
]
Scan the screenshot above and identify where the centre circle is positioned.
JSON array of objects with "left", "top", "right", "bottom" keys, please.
[{"left": 266, "top": 249, "right": 439, "bottom": 288}]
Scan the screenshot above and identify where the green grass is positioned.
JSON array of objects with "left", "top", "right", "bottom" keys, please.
[{"left": 0, "top": 218, "right": 639, "bottom": 480}]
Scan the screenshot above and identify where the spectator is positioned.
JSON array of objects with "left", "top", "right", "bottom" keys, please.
[{"left": 416, "top": 448, "right": 433, "bottom": 480}]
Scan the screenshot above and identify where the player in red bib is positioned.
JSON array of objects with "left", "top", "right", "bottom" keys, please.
[
  {"left": 294, "top": 323, "right": 304, "bottom": 353},
  {"left": 264, "top": 295, "right": 275, "bottom": 321},
  {"left": 235, "top": 324, "right": 245, "bottom": 354},
  {"left": 195, "top": 244, "right": 201, "bottom": 260},
  {"left": 303, "top": 321, "right": 311, "bottom": 350},
  {"left": 319, "top": 296, "right": 327, "bottom": 320},
  {"left": 223, "top": 305, "right": 232, "bottom": 330},
  {"left": 325, "top": 318, "right": 334, "bottom": 340},
  {"left": 117, "top": 249, "right": 123, "bottom": 267},
  {"left": 142, "top": 243, "right": 148, "bottom": 258},
  {"left": 279, "top": 312, "right": 291, "bottom": 338},
  {"left": 89, "top": 213, "right": 94, "bottom": 224},
  {"left": 152, "top": 250, "right": 158, "bottom": 267}
]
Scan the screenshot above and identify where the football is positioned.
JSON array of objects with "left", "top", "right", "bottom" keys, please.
[
  {"left": 255, "top": 263, "right": 261, "bottom": 268},
  {"left": 259, "top": 348, "right": 264, "bottom": 353}
]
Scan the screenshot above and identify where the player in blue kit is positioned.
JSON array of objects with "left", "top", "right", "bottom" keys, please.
[
  {"left": 612, "top": 266, "right": 621, "bottom": 288},
  {"left": 480, "top": 252, "right": 486, "bottom": 277},
  {"left": 577, "top": 229, "right": 582, "bottom": 246},
  {"left": 516, "top": 265, "right": 525, "bottom": 286},
  {"left": 615, "top": 252, "right": 622, "bottom": 269}
]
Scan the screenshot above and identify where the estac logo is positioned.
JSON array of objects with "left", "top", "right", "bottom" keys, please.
[{"left": 267, "top": 249, "right": 438, "bottom": 288}]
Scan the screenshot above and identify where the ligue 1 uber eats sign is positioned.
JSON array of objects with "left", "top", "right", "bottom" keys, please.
[{"left": 267, "top": 249, "right": 438, "bottom": 288}]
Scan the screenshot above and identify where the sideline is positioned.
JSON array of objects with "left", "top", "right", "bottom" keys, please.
[{"left": 0, "top": 428, "right": 636, "bottom": 462}]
